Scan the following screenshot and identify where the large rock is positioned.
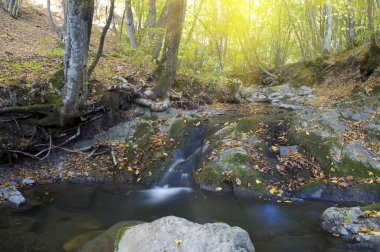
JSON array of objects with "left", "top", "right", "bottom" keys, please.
[
  {"left": 321, "top": 206, "right": 380, "bottom": 250},
  {"left": 0, "top": 187, "right": 26, "bottom": 205},
  {"left": 340, "top": 143, "right": 380, "bottom": 177},
  {"left": 115, "top": 216, "right": 255, "bottom": 252}
]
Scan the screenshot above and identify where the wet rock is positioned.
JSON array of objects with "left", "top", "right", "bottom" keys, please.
[
  {"left": 215, "top": 147, "right": 251, "bottom": 171},
  {"left": 340, "top": 143, "right": 380, "bottom": 176},
  {"left": 63, "top": 230, "right": 103, "bottom": 252},
  {"left": 319, "top": 110, "right": 346, "bottom": 134},
  {"left": 279, "top": 146, "right": 298, "bottom": 157},
  {"left": 79, "top": 221, "right": 143, "bottom": 252},
  {"left": 0, "top": 187, "right": 26, "bottom": 205},
  {"left": 115, "top": 216, "right": 255, "bottom": 252},
  {"left": 364, "top": 123, "right": 380, "bottom": 142},
  {"left": 341, "top": 111, "right": 372, "bottom": 121},
  {"left": 298, "top": 86, "right": 314, "bottom": 96},
  {"left": 22, "top": 178, "right": 35, "bottom": 186},
  {"left": 321, "top": 206, "right": 380, "bottom": 251},
  {"left": 278, "top": 104, "right": 300, "bottom": 111},
  {"left": 256, "top": 95, "right": 272, "bottom": 103}
]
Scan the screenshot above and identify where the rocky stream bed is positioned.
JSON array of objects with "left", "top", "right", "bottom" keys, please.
[{"left": 0, "top": 84, "right": 379, "bottom": 251}]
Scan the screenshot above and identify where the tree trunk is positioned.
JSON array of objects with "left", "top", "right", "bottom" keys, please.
[
  {"left": 62, "top": 0, "right": 68, "bottom": 33},
  {"left": 47, "top": 0, "right": 64, "bottom": 42},
  {"left": 346, "top": 0, "right": 356, "bottom": 49},
  {"left": 368, "top": 0, "right": 377, "bottom": 45},
  {"left": 152, "top": 0, "right": 169, "bottom": 59},
  {"left": 324, "top": 0, "right": 333, "bottom": 53},
  {"left": 125, "top": 0, "right": 137, "bottom": 49},
  {"left": 60, "top": 0, "right": 94, "bottom": 126},
  {"left": 148, "top": 0, "right": 156, "bottom": 40},
  {"left": 153, "top": 0, "right": 186, "bottom": 98},
  {"left": 148, "top": 0, "right": 156, "bottom": 28},
  {"left": 88, "top": 0, "right": 115, "bottom": 76},
  {"left": 282, "top": 0, "right": 306, "bottom": 59},
  {"left": 2, "top": 0, "right": 21, "bottom": 18}
]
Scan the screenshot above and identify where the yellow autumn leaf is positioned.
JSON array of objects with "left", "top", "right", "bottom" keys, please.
[
  {"left": 174, "top": 239, "right": 183, "bottom": 245},
  {"left": 255, "top": 179, "right": 262, "bottom": 184},
  {"left": 370, "top": 231, "right": 380, "bottom": 236},
  {"left": 148, "top": 171, "right": 152, "bottom": 177},
  {"left": 136, "top": 177, "right": 142, "bottom": 183},
  {"left": 127, "top": 167, "right": 133, "bottom": 172},
  {"left": 305, "top": 131, "right": 310, "bottom": 136},
  {"left": 195, "top": 121, "right": 201, "bottom": 126},
  {"left": 163, "top": 152, "right": 168, "bottom": 156},
  {"left": 284, "top": 200, "right": 292, "bottom": 203},
  {"left": 269, "top": 187, "right": 277, "bottom": 194},
  {"left": 236, "top": 178, "right": 242, "bottom": 186},
  {"left": 215, "top": 187, "right": 222, "bottom": 192}
]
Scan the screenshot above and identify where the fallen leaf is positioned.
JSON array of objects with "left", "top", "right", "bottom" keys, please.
[
  {"left": 236, "top": 178, "right": 242, "bottom": 186},
  {"left": 215, "top": 187, "right": 222, "bottom": 192},
  {"left": 174, "top": 239, "right": 183, "bottom": 245}
]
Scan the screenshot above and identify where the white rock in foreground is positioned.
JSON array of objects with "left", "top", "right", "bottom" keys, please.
[{"left": 115, "top": 216, "right": 255, "bottom": 252}]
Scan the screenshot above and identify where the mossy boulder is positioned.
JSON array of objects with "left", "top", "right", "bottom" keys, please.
[
  {"left": 292, "top": 129, "right": 342, "bottom": 170},
  {"left": 196, "top": 147, "right": 267, "bottom": 193},
  {"left": 337, "top": 143, "right": 380, "bottom": 177}
]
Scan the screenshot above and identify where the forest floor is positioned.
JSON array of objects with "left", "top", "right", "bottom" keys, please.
[{"left": 0, "top": 2, "right": 379, "bottom": 208}]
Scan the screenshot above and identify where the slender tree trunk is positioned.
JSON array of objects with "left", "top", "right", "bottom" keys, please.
[
  {"left": 368, "top": 0, "right": 377, "bottom": 45},
  {"left": 282, "top": 0, "right": 306, "bottom": 59},
  {"left": 88, "top": 0, "right": 115, "bottom": 76},
  {"left": 2, "top": 0, "right": 21, "bottom": 18},
  {"left": 125, "top": 0, "right": 137, "bottom": 49},
  {"left": 148, "top": 0, "right": 156, "bottom": 28},
  {"left": 47, "top": 0, "right": 64, "bottom": 42},
  {"left": 346, "top": 0, "right": 356, "bottom": 49},
  {"left": 324, "top": 0, "right": 333, "bottom": 53},
  {"left": 152, "top": 0, "right": 169, "bottom": 59},
  {"left": 153, "top": 0, "right": 186, "bottom": 98},
  {"left": 61, "top": 0, "right": 94, "bottom": 126},
  {"left": 62, "top": 0, "right": 68, "bottom": 33}
]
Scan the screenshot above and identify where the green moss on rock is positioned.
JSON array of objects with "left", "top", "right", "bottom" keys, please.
[
  {"left": 114, "top": 226, "right": 129, "bottom": 251},
  {"left": 361, "top": 203, "right": 380, "bottom": 211},
  {"left": 196, "top": 165, "right": 221, "bottom": 186}
]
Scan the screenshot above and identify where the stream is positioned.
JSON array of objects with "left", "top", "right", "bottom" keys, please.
[
  {"left": 1, "top": 183, "right": 349, "bottom": 252},
  {"left": 0, "top": 104, "right": 375, "bottom": 252}
]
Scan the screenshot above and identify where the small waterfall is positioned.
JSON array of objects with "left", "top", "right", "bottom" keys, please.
[
  {"left": 157, "top": 123, "right": 208, "bottom": 188},
  {"left": 139, "top": 123, "right": 208, "bottom": 204}
]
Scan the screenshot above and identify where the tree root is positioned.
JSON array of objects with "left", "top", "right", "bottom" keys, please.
[{"left": 111, "top": 77, "right": 171, "bottom": 112}]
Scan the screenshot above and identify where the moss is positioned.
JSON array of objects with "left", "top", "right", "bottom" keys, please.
[
  {"left": 221, "top": 152, "right": 251, "bottom": 166},
  {"left": 46, "top": 67, "right": 64, "bottom": 89},
  {"left": 133, "top": 122, "right": 153, "bottom": 140},
  {"left": 169, "top": 119, "right": 186, "bottom": 142},
  {"left": 295, "top": 130, "right": 340, "bottom": 169},
  {"left": 361, "top": 203, "right": 380, "bottom": 211},
  {"left": 236, "top": 117, "right": 260, "bottom": 133},
  {"left": 337, "top": 155, "right": 380, "bottom": 178},
  {"left": 114, "top": 226, "right": 129, "bottom": 251},
  {"left": 234, "top": 167, "right": 267, "bottom": 192},
  {"left": 197, "top": 164, "right": 221, "bottom": 186}
]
